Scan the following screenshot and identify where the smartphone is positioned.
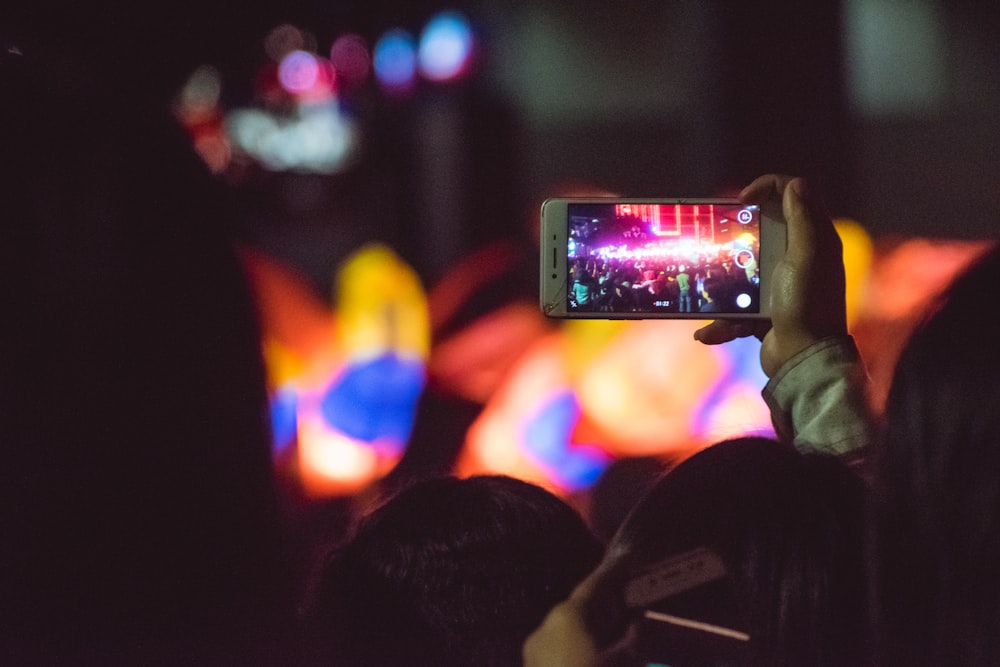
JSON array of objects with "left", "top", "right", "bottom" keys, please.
[
  {"left": 624, "top": 547, "right": 749, "bottom": 667},
  {"left": 623, "top": 547, "right": 728, "bottom": 609},
  {"left": 540, "top": 197, "right": 784, "bottom": 319}
]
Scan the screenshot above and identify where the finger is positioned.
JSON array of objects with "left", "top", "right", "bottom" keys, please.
[
  {"left": 694, "top": 319, "right": 766, "bottom": 345},
  {"left": 693, "top": 320, "right": 738, "bottom": 345},
  {"left": 738, "top": 174, "right": 795, "bottom": 206},
  {"left": 739, "top": 174, "right": 795, "bottom": 232},
  {"left": 581, "top": 555, "right": 651, "bottom": 648}
]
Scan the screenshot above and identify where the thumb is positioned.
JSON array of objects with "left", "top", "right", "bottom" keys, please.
[{"left": 694, "top": 319, "right": 768, "bottom": 345}]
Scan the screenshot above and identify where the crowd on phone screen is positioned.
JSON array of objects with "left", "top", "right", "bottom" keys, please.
[
  {"left": 569, "top": 255, "right": 758, "bottom": 314},
  {"left": 8, "top": 5, "right": 1000, "bottom": 666}
]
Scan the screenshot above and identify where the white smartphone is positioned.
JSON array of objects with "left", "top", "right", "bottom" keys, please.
[
  {"left": 540, "top": 197, "right": 785, "bottom": 319},
  {"left": 624, "top": 547, "right": 749, "bottom": 666},
  {"left": 623, "top": 547, "right": 728, "bottom": 610}
]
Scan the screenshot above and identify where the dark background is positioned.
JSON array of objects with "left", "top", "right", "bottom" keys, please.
[
  {"left": 199, "top": 0, "right": 1000, "bottom": 293},
  {"left": 8, "top": 0, "right": 996, "bottom": 291}
]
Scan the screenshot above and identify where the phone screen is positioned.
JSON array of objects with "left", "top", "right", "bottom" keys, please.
[{"left": 565, "top": 201, "right": 762, "bottom": 316}]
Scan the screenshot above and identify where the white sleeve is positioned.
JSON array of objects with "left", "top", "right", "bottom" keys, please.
[{"left": 762, "top": 336, "right": 877, "bottom": 461}]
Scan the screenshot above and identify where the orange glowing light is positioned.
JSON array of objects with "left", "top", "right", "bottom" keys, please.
[
  {"left": 574, "top": 320, "right": 723, "bottom": 456},
  {"left": 696, "top": 383, "right": 773, "bottom": 445},
  {"left": 459, "top": 332, "right": 572, "bottom": 491},
  {"left": 239, "top": 247, "right": 339, "bottom": 367},
  {"left": 297, "top": 414, "right": 387, "bottom": 497},
  {"left": 428, "top": 302, "right": 555, "bottom": 403},
  {"left": 859, "top": 237, "right": 993, "bottom": 322},
  {"left": 834, "top": 219, "right": 874, "bottom": 327}
]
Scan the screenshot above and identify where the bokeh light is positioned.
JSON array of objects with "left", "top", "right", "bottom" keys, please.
[
  {"left": 174, "top": 65, "right": 222, "bottom": 125},
  {"left": 330, "top": 33, "right": 372, "bottom": 90},
  {"left": 320, "top": 353, "right": 425, "bottom": 449},
  {"left": 418, "top": 10, "right": 475, "bottom": 82},
  {"left": 284, "top": 52, "right": 337, "bottom": 101},
  {"left": 521, "top": 391, "right": 612, "bottom": 491},
  {"left": 237, "top": 166, "right": 990, "bottom": 498},
  {"left": 225, "top": 100, "right": 359, "bottom": 174},
  {"left": 249, "top": 243, "right": 429, "bottom": 497},
  {"left": 334, "top": 244, "right": 430, "bottom": 360},
  {"left": 270, "top": 385, "right": 299, "bottom": 457},
  {"left": 173, "top": 65, "right": 230, "bottom": 173},
  {"left": 835, "top": 218, "right": 874, "bottom": 327},
  {"left": 265, "top": 24, "right": 314, "bottom": 62},
  {"left": 374, "top": 29, "right": 418, "bottom": 94},
  {"left": 297, "top": 413, "right": 382, "bottom": 496},
  {"left": 278, "top": 50, "right": 321, "bottom": 94}
]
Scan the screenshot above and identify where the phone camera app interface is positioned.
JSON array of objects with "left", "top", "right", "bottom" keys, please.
[{"left": 567, "top": 203, "right": 761, "bottom": 315}]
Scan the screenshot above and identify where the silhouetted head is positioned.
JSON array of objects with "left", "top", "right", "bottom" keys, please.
[
  {"left": 603, "top": 437, "right": 870, "bottom": 667},
  {"left": 302, "top": 474, "right": 603, "bottom": 667},
  {"left": 874, "top": 243, "right": 1000, "bottom": 667}
]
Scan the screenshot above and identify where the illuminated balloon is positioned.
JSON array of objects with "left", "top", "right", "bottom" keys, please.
[
  {"left": 242, "top": 243, "right": 430, "bottom": 497},
  {"left": 320, "top": 353, "right": 425, "bottom": 448},
  {"left": 303, "top": 243, "right": 430, "bottom": 495},
  {"left": 462, "top": 318, "right": 774, "bottom": 495},
  {"left": 521, "top": 390, "right": 612, "bottom": 491},
  {"left": 269, "top": 385, "right": 298, "bottom": 457}
]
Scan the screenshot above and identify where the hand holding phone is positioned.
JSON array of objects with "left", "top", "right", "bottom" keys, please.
[
  {"left": 693, "top": 176, "right": 848, "bottom": 378},
  {"left": 540, "top": 197, "right": 785, "bottom": 320}
]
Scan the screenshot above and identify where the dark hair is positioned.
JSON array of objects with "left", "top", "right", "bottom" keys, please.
[
  {"left": 609, "top": 437, "right": 870, "bottom": 667},
  {"left": 874, "top": 243, "right": 1000, "bottom": 667},
  {"left": 586, "top": 455, "right": 673, "bottom": 544},
  {"left": 301, "top": 474, "right": 603, "bottom": 667}
]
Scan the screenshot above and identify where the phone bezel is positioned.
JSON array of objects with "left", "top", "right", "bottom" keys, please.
[{"left": 539, "top": 196, "right": 785, "bottom": 320}]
